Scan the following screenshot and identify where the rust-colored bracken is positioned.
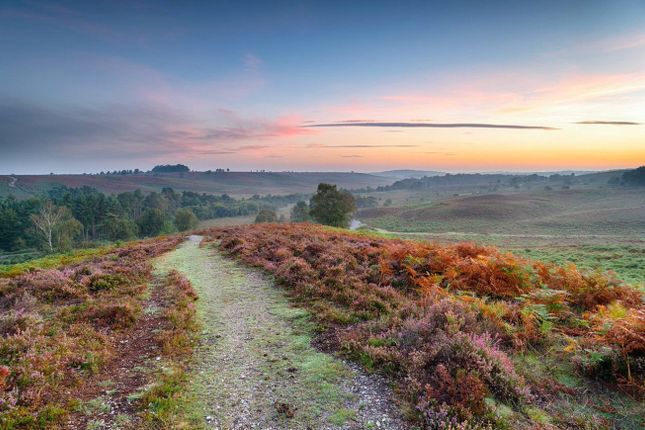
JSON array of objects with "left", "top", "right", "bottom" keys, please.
[{"left": 205, "top": 223, "right": 644, "bottom": 428}]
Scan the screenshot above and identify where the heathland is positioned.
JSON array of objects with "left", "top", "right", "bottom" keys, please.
[{"left": 0, "top": 166, "right": 643, "bottom": 429}]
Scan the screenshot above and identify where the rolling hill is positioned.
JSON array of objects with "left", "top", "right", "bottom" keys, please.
[
  {"left": 358, "top": 188, "right": 645, "bottom": 235},
  {"left": 0, "top": 171, "right": 395, "bottom": 198}
]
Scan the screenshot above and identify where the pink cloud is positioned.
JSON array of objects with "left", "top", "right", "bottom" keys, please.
[
  {"left": 317, "top": 67, "right": 645, "bottom": 122},
  {"left": 155, "top": 111, "right": 315, "bottom": 160}
]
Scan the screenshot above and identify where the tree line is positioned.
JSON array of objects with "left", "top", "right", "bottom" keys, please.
[{"left": 0, "top": 186, "right": 304, "bottom": 252}]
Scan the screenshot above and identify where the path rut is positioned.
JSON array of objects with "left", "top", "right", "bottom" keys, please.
[{"left": 155, "top": 235, "right": 409, "bottom": 430}]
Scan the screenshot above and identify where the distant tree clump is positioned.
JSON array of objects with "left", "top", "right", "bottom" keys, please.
[
  {"left": 254, "top": 208, "right": 278, "bottom": 223},
  {"left": 174, "top": 208, "right": 199, "bottom": 231},
  {"left": 151, "top": 164, "right": 190, "bottom": 173},
  {"left": 622, "top": 166, "right": 645, "bottom": 186},
  {"left": 290, "top": 201, "right": 311, "bottom": 222},
  {"left": 355, "top": 195, "right": 378, "bottom": 208},
  {"left": 309, "top": 183, "right": 356, "bottom": 228}
]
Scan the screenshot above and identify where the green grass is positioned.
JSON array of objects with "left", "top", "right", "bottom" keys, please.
[
  {"left": 514, "top": 245, "right": 645, "bottom": 287},
  {"left": 0, "top": 245, "right": 114, "bottom": 277},
  {"left": 329, "top": 407, "right": 357, "bottom": 425},
  {"left": 138, "top": 366, "right": 203, "bottom": 429}
]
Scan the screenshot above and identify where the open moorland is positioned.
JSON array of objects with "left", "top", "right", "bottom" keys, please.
[
  {"left": 1, "top": 170, "right": 643, "bottom": 430},
  {"left": 355, "top": 175, "right": 645, "bottom": 288}
]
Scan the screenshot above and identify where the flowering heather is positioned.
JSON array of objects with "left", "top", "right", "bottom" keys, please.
[
  {"left": 0, "top": 236, "right": 182, "bottom": 429},
  {"left": 205, "top": 223, "right": 644, "bottom": 429}
]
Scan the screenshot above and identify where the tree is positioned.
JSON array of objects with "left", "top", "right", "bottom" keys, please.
[
  {"left": 30, "top": 201, "right": 79, "bottom": 252},
  {"left": 254, "top": 208, "right": 277, "bottom": 223},
  {"left": 100, "top": 214, "right": 139, "bottom": 240},
  {"left": 137, "top": 208, "right": 166, "bottom": 237},
  {"left": 0, "top": 203, "right": 21, "bottom": 251},
  {"left": 309, "top": 183, "right": 356, "bottom": 228},
  {"left": 290, "top": 201, "right": 311, "bottom": 222},
  {"left": 55, "top": 217, "right": 83, "bottom": 251},
  {"left": 174, "top": 208, "right": 199, "bottom": 231}
]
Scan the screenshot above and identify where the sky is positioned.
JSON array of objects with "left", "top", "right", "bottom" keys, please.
[{"left": 1, "top": 0, "right": 644, "bottom": 174}]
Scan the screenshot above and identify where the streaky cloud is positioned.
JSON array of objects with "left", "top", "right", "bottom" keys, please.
[
  {"left": 321, "top": 144, "right": 419, "bottom": 148},
  {"left": 305, "top": 121, "right": 557, "bottom": 130},
  {"left": 575, "top": 120, "right": 640, "bottom": 125}
]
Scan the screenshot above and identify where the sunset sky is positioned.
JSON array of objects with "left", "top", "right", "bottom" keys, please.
[{"left": 1, "top": 0, "right": 644, "bottom": 174}]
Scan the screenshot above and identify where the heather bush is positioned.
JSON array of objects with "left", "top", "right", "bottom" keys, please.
[
  {"left": 86, "top": 272, "right": 128, "bottom": 293},
  {"left": 0, "top": 310, "right": 41, "bottom": 337},
  {"left": 17, "top": 269, "right": 85, "bottom": 302},
  {"left": 82, "top": 300, "right": 141, "bottom": 329}
]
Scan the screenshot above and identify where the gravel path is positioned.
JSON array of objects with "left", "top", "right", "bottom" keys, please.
[{"left": 155, "top": 235, "right": 410, "bottom": 430}]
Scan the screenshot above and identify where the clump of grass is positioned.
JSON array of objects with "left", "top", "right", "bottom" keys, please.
[{"left": 138, "top": 367, "right": 189, "bottom": 428}]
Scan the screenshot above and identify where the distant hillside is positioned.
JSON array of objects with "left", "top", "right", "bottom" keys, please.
[
  {"left": 371, "top": 169, "right": 630, "bottom": 192},
  {"left": 370, "top": 169, "right": 445, "bottom": 179},
  {"left": 358, "top": 187, "right": 645, "bottom": 235},
  {"left": 0, "top": 171, "right": 395, "bottom": 198}
]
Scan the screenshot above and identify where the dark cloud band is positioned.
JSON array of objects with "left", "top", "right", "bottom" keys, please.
[
  {"left": 323, "top": 144, "right": 419, "bottom": 148},
  {"left": 305, "top": 121, "right": 557, "bottom": 130},
  {"left": 575, "top": 121, "right": 640, "bottom": 125}
]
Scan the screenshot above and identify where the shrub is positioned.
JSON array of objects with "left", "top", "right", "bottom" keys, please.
[
  {"left": 254, "top": 208, "right": 277, "bottom": 223},
  {"left": 87, "top": 273, "right": 127, "bottom": 293},
  {"left": 17, "top": 269, "right": 85, "bottom": 302},
  {"left": 174, "top": 208, "right": 199, "bottom": 232},
  {"left": 83, "top": 301, "right": 141, "bottom": 329}
]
